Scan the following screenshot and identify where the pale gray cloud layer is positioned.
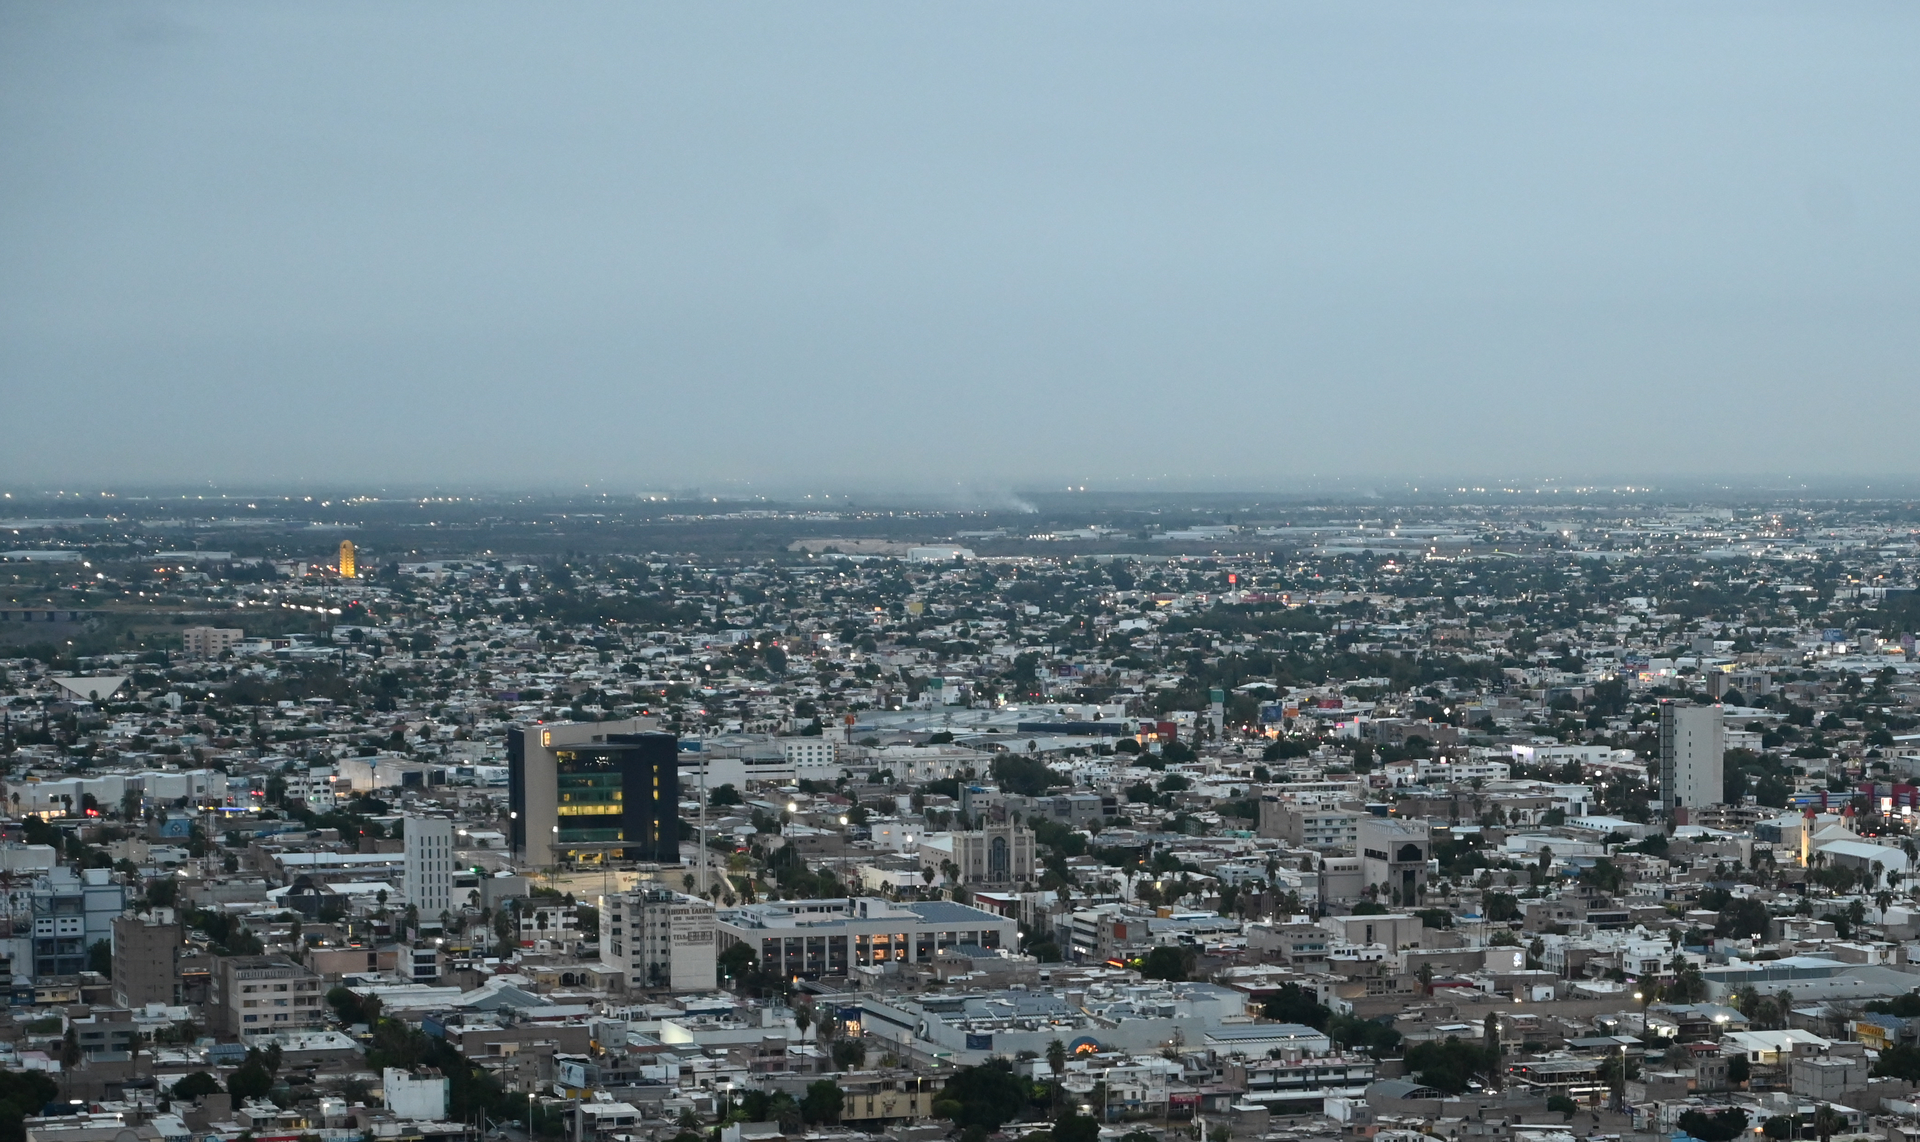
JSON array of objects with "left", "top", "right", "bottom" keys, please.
[{"left": 2, "top": 2, "right": 1916, "bottom": 492}]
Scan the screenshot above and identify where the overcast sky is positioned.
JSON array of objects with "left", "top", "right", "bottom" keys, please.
[{"left": 2, "top": 2, "right": 1917, "bottom": 495}]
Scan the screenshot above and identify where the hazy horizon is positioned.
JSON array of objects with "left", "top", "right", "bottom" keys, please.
[{"left": 5, "top": 2, "right": 1919, "bottom": 489}]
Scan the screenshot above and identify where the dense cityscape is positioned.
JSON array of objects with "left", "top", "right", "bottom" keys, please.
[{"left": 6, "top": 491, "right": 1920, "bottom": 1142}]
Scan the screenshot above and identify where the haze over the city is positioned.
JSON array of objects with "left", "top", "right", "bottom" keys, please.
[{"left": 4, "top": 1, "right": 1918, "bottom": 492}]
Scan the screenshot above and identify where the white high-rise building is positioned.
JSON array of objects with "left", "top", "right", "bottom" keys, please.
[
  {"left": 600, "top": 887, "right": 716, "bottom": 991},
  {"left": 404, "top": 816, "right": 456, "bottom": 928},
  {"left": 781, "top": 738, "right": 840, "bottom": 782},
  {"left": 1660, "top": 703, "right": 1724, "bottom": 816}
]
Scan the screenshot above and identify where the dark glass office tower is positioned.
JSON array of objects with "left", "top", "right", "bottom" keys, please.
[{"left": 507, "top": 720, "right": 679, "bottom": 865}]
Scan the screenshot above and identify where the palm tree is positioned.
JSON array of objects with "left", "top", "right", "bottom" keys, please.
[
  {"left": 60, "top": 1025, "right": 80, "bottom": 1096},
  {"left": 1813, "top": 1103, "right": 1845, "bottom": 1142},
  {"left": 1047, "top": 1037, "right": 1068, "bottom": 1115}
]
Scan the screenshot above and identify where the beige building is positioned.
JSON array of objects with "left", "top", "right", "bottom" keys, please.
[
  {"left": 599, "top": 886, "right": 717, "bottom": 991},
  {"left": 1357, "top": 816, "right": 1429, "bottom": 906},
  {"left": 839, "top": 1070, "right": 947, "bottom": 1123},
  {"left": 1660, "top": 702, "right": 1724, "bottom": 816},
  {"left": 210, "top": 956, "right": 326, "bottom": 1038},
  {"left": 1246, "top": 920, "right": 1331, "bottom": 966},
  {"left": 1321, "top": 911, "right": 1427, "bottom": 951},
  {"left": 112, "top": 911, "right": 181, "bottom": 1008},
  {"left": 182, "top": 626, "right": 244, "bottom": 658},
  {"left": 1258, "top": 799, "right": 1360, "bottom": 850},
  {"left": 949, "top": 821, "right": 1034, "bottom": 886}
]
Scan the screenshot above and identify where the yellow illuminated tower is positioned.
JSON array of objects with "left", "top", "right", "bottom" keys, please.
[{"left": 338, "top": 540, "right": 356, "bottom": 578}]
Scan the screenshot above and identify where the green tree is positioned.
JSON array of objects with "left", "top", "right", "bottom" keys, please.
[
  {"left": 1261, "top": 983, "right": 1330, "bottom": 1028},
  {"left": 1812, "top": 1105, "right": 1845, "bottom": 1142},
  {"left": 1864, "top": 994, "right": 1920, "bottom": 1018},
  {"left": 833, "top": 1039, "right": 867, "bottom": 1069},
  {"left": 87, "top": 939, "right": 112, "bottom": 978},
  {"left": 718, "top": 942, "right": 757, "bottom": 986},
  {"left": 227, "top": 1059, "right": 273, "bottom": 1102},
  {"left": 326, "top": 986, "right": 381, "bottom": 1026},
  {"left": 800, "top": 1080, "right": 844, "bottom": 1125},
  {"left": 1714, "top": 898, "right": 1772, "bottom": 939},
  {"left": 0, "top": 1069, "right": 60, "bottom": 1142},
  {"left": 1666, "top": 963, "right": 1710, "bottom": 1004},
  {"left": 171, "top": 1072, "right": 223, "bottom": 1100},
  {"left": 1327, "top": 1014, "right": 1401, "bottom": 1057},
  {"left": 1138, "top": 946, "right": 1192, "bottom": 982},
  {"left": 1874, "top": 1044, "right": 1920, "bottom": 1081},
  {"left": 1677, "top": 1109, "right": 1749, "bottom": 1142},
  {"left": 1547, "top": 1095, "right": 1578, "bottom": 1120},
  {"left": 1055, "top": 1115, "right": 1100, "bottom": 1142},
  {"left": 1598, "top": 1050, "right": 1639, "bottom": 1094},
  {"left": 1403, "top": 1036, "right": 1496, "bottom": 1094},
  {"left": 991, "top": 755, "right": 1061, "bottom": 797},
  {"left": 1047, "top": 1038, "right": 1067, "bottom": 1112},
  {"left": 931, "top": 1059, "right": 1031, "bottom": 1130},
  {"left": 1728, "top": 1054, "right": 1750, "bottom": 1087}
]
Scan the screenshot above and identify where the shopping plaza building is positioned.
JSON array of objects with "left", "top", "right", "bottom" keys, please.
[{"left": 714, "top": 896, "right": 1018, "bottom": 981}]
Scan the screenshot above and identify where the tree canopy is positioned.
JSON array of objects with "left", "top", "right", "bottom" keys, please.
[
  {"left": 1261, "top": 983, "right": 1330, "bottom": 1028},
  {"left": 0, "top": 1070, "right": 60, "bottom": 1142},
  {"left": 1138, "top": 946, "right": 1193, "bottom": 982},
  {"left": 1403, "top": 1036, "right": 1497, "bottom": 1093},
  {"left": 1678, "top": 1109, "right": 1749, "bottom": 1142},
  {"left": 932, "top": 1059, "right": 1032, "bottom": 1130}
]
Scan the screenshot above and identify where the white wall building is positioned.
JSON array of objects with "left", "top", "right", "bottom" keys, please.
[
  {"left": 3, "top": 770, "right": 230, "bottom": 817},
  {"left": 1660, "top": 703, "right": 1724, "bottom": 814},
  {"left": 517, "top": 904, "right": 581, "bottom": 951},
  {"left": 284, "top": 767, "right": 338, "bottom": 812},
  {"left": 782, "top": 738, "right": 840, "bottom": 782},
  {"left": 403, "top": 816, "right": 456, "bottom": 927},
  {"left": 1510, "top": 743, "right": 1620, "bottom": 767},
  {"left": 600, "top": 887, "right": 717, "bottom": 991},
  {"left": 382, "top": 1067, "right": 449, "bottom": 1120}
]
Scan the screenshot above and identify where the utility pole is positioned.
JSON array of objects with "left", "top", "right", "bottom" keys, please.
[{"left": 698, "top": 752, "right": 710, "bottom": 897}]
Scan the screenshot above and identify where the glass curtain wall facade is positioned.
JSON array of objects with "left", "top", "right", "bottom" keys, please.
[{"left": 508, "top": 724, "right": 678, "bottom": 864}]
